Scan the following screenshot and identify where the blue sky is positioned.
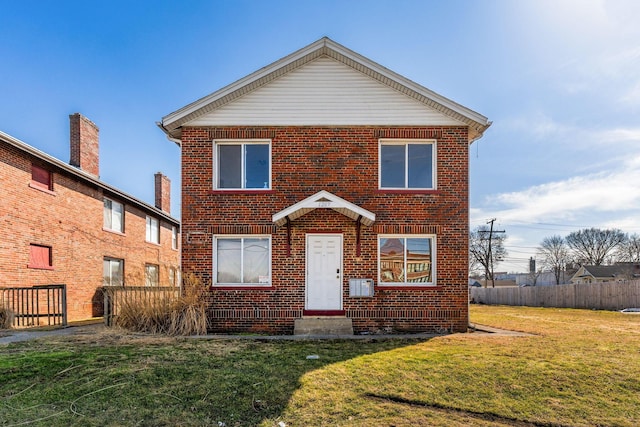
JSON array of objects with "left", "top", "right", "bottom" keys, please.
[{"left": 2, "top": 0, "right": 639, "bottom": 272}]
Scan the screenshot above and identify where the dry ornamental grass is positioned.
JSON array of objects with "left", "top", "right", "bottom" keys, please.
[{"left": 113, "top": 277, "right": 207, "bottom": 336}]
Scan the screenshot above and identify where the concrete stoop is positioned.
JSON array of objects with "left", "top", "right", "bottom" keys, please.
[{"left": 294, "top": 317, "right": 353, "bottom": 336}]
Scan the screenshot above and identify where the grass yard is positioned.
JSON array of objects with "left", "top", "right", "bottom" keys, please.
[{"left": 0, "top": 306, "right": 639, "bottom": 426}]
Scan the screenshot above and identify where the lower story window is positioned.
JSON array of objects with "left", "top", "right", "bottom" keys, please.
[
  {"left": 214, "top": 236, "right": 271, "bottom": 286},
  {"left": 378, "top": 235, "right": 435, "bottom": 286},
  {"left": 103, "top": 257, "right": 124, "bottom": 286},
  {"left": 145, "top": 264, "right": 159, "bottom": 286},
  {"left": 28, "top": 244, "right": 53, "bottom": 270},
  {"left": 169, "top": 267, "right": 180, "bottom": 287}
]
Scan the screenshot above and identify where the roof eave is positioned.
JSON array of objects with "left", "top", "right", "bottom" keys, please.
[
  {"left": 0, "top": 130, "right": 180, "bottom": 226},
  {"left": 160, "top": 37, "right": 491, "bottom": 141}
]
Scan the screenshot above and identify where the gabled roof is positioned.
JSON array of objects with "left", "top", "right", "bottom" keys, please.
[
  {"left": 159, "top": 37, "right": 491, "bottom": 144},
  {"left": 272, "top": 190, "right": 375, "bottom": 227},
  {"left": 0, "top": 130, "right": 180, "bottom": 227},
  {"left": 571, "top": 264, "right": 640, "bottom": 283},
  {"left": 578, "top": 264, "right": 639, "bottom": 279}
]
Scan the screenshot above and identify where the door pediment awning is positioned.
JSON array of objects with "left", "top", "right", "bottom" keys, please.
[{"left": 273, "top": 190, "right": 375, "bottom": 226}]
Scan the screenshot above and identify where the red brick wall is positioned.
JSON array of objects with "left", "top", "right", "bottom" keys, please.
[
  {"left": 181, "top": 126, "right": 469, "bottom": 334},
  {"left": 0, "top": 140, "right": 180, "bottom": 322}
]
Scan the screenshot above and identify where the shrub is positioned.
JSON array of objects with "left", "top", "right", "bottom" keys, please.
[
  {"left": 114, "top": 275, "right": 208, "bottom": 336},
  {"left": 0, "top": 305, "right": 14, "bottom": 329}
]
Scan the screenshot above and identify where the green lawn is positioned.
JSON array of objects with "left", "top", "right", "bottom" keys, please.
[{"left": 1, "top": 306, "right": 639, "bottom": 426}]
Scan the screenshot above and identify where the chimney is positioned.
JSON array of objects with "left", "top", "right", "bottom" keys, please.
[
  {"left": 69, "top": 113, "right": 100, "bottom": 177},
  {"left": 154, "top": 172, "right": 171, "bottom": 213}
]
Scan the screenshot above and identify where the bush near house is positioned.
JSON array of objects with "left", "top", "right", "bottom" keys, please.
[
  {"left": 0, "top": 304, "right": 13, "bottom": 329},
  {"left": 114, "top": 278, "right": 207, "bottom": 336}
]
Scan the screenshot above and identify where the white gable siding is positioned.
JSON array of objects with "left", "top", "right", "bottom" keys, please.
[{"left": 187, "top": 57, "right": 465, "bottom": 127}]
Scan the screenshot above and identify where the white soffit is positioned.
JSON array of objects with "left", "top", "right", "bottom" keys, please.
[
  {"left": 187, "top": 57, "right": 464, "bottom": 127},
  {"left": 272, "top": 190, "right": 375, "bottom": 226}
]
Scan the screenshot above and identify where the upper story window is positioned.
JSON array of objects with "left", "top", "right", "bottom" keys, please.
[
  {"left": 214, "top": 140, "right": 271, "bottom": 190},
  {"left": 172, "top": 226, "right": 178, "bottom": 250},
  {"left": 379, "top": 139, "right": 435, "bottom": 190},
  {"left": 378, "top": 235, "right": 435, "bottom": 286},
  {"left": 103, "top": 198, "right": 124, "bottom": 233},
  {"left": 146, "top": 216, "right": 160, "bottom": 244},
  {"left": 28, "top": 244, "right": 53, "bottom": 270},
  {"left": 30, "top": 164, "right": 53, "bottom": 192}
]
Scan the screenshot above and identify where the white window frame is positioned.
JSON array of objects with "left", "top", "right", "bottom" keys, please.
[
  {"left": 378, "top": 139, "right": 436, "bottom": 190},
  {"left": 103, "top": 257, "right": 124, "bottom": 286},
  {"left": 103, "top": 197, "right": 124, "bottom": 233},
  {"left": 213, "top": 235, "right": 272, "bottom": 286},
  {"left": 169, "top": 266, "right": 180, "bottom": 287},
  {"left": 146, "top": 216, "right": 160, "bottom": 244},
  {"left": 213, "top": 139, "right": 272, "bottom": 190},
  {"left": 172, "top": 226, "right": 178, "bottom": 250},
  {"left": 145, "top": 263, "right": 159, "bottom": 287},
  {"left": 377, "top": 234, "right": 436, "bottom": 286}
]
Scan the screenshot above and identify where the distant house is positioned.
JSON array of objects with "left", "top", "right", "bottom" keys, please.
[
  {"left": 0, "top": 114, "right": 181, "bottom": 322},
  {"left": 515, "top": 271, "right": 567, "bottom": 286},
  {"left": 570, "top": 264, "right": 640, "bottom": 284},
  {"left": 159, "top": 38, "right": 490, "bottom": 335}
]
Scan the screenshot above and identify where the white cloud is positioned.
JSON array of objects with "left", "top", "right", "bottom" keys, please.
[{"left": 473, "top": 154, "right": 640, "bottom": 226}]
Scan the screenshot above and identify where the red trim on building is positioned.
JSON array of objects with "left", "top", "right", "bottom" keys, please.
[
  {"left": 209, "top": 190, "right": 276, "bottom": 195},
  {"left": 303, "top": 310, "right": 346, "bottom": 316},
  {"left": 375, "top": 189, "right": 441, "bottom": 195}
]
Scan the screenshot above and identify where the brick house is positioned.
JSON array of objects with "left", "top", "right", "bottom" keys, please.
[
  {"left": 159, "top": 38, "right": 490, "bottom": 334},
  {"left": 0, "top": 113, "right": 181, "bottom": 322}
]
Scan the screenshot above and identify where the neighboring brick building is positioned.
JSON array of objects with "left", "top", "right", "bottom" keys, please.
[
  {"left": 159, "top": 38, "right": 490, "bottom": 334},
  {"left": 0, "top": 113, "right": 181, "bottom": 322}
]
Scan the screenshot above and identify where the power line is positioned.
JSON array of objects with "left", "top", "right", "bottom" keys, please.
[{"left": 477, "top": 218, "right": 506, "bottom": 287}]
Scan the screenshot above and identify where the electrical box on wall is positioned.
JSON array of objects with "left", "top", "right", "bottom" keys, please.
[{"left": 349, "top": 278, "right": 374, "bottom": 297}]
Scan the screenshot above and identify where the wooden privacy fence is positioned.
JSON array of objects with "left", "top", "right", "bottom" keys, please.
[
  {"left": 0, "top": 284, "right": 67, "bottom": 328},
  {"left": 470, "top": 280, "right": 640, "bottom": 310},
  {"left": 102, "top": 286, "right": 181, "bottom": 326}
]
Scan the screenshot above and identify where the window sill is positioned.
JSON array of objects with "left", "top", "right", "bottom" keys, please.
[
  {"left": 146, "top": 241, "right": 161, "bottom": 246},
  {"left": 29, "top": 183, "right": 55, "bottom": 195},
  {"left": 211, "top": 285, "right": 273, "bottom": 290},
  {"left": 376, "top": 189, "right": 440, "bottom": 195},
  {"left": 377, "top": 284, "right": 438, "bottom": 289},
  {"left": 103, "top": 228, "right": 126, "bottom": 236},
  {"left": 27, "top": 264, "right": 54, "bottom": 271},
  {"left": 209, "top": 190, "right": 275, "bottom": 195}
]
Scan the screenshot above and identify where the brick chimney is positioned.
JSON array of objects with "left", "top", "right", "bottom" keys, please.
[
  {"left": 69, "top": 113, "right": 100, "bottom": 177},
  {"left": 154, "top": 172, "right": 171, "bottom": 214}
]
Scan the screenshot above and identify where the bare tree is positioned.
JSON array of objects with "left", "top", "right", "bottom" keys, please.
[
  {"left": 469, "top": 226, "right": 507, "bottom": 287},
  {"left": 538, "top": 235, "right": 570, "bottom": 285},
  {"left": 615, "top": 233, "right": 640, "bottom": 262},
  {"left": 565, "top": 228, "right": 626, "bottom": 266}
]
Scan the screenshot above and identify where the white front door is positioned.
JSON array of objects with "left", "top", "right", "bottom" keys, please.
[{"left": 306, "top": 234, "right": 343, "bottom": 310}]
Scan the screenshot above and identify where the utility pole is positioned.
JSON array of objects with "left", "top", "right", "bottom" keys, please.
[{"left": 479, "top": 218, "right": 505, "bottom": 288}]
